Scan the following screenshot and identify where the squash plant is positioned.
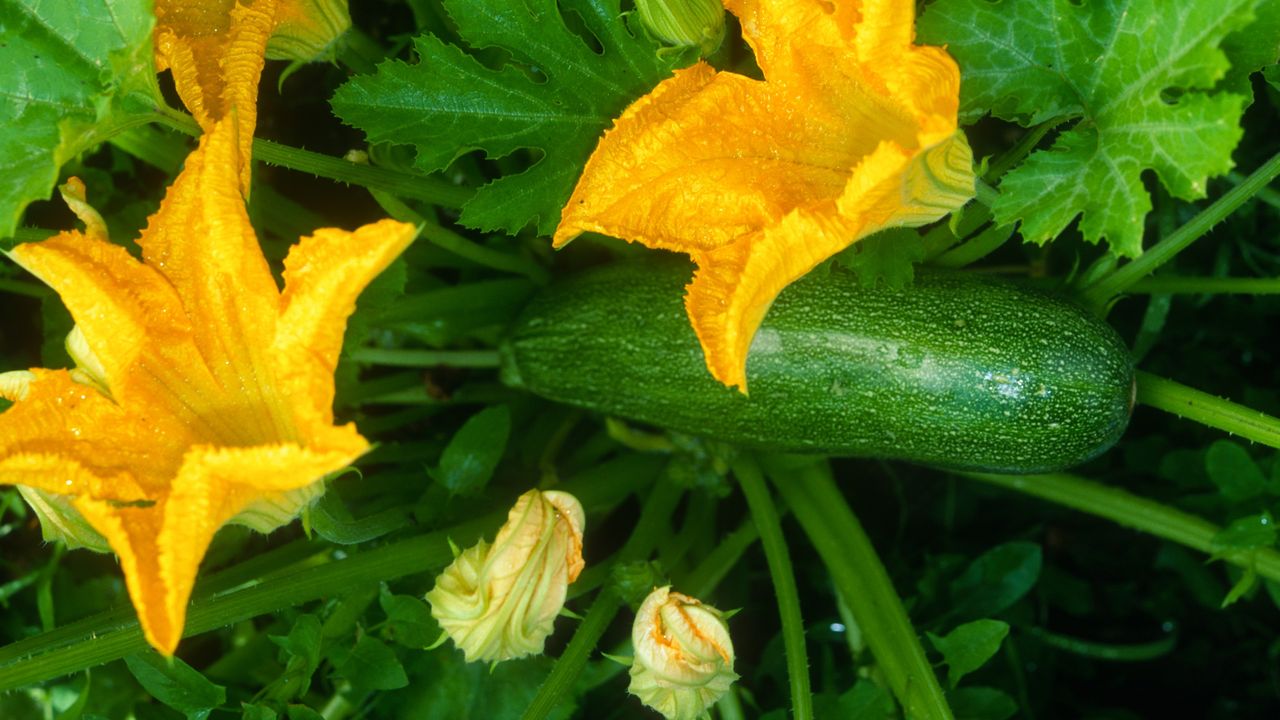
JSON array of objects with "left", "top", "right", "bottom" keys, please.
[{"left": 1, "top": 0, "right": 1279, "bottom": 718}]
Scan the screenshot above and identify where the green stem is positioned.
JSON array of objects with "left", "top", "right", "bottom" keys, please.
[
  {"left": 370, "top": 190, "right": 547, "bottom": 281},
  {"left": 153, "top": 109, "right": 473, "bottom": 209},
  {"left": 522, "top": 591, "right": 623, "bottom": 720},
  {"left": 984, "top": 121, "right": 1058, "bottom": 183},
  {"left": 1127, "top": 276, "right": 1280, "bottom": 294},
  {"left": 974, "top": 178, "right": 999, "bottom": 209},
  {"left": 347, "top": 348, "right": 502, "bottom": 368},
  {"left": 733, "top": 457, "right": 813, "bottom": 720},
  {"left": 1228, "top": 170, "right": 1280, "bottom": 211},
  {"left": 958, "top": 471, "right": 1280, "bottom": 583},
  {"left": 1079, "top": 151, "right": 1280, "bottom": 310},
  {"left": 933, "top": 222, "right": 1016, "bottom": 268},
  {"left": 768, "top": 459, "right": 953, "bottom": 720},
  {"left": 1136, "top": 370, "right": 1280, "bottom": 449},
  {"left": 522, "top": 480, "right": 686, "bottom": 720},
  {"left": 680, "top": 517, "right": 759, "bottom": 600}
]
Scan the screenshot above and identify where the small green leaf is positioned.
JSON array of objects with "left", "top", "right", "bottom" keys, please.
[
  {"left": 1205, "top": 440, "right": 1267, "bottom": 501},
  {"left": 309, "top": 490, "right": 409, "bottom": 545},
  {"left": 385, "top": 653, "right": 574, "bottom": 719},
  {"left": 123, "top": 652, "right": 226, "bottom": 720},
  {"left": 0, "top": 0, "right": 161, "bottom": 237},
  {"left": 834, "top": 228, "right": 926, "bottom": 290},
  {"left": 240, "top": 703, "right": 278, "bottom": 720},
  {"left": 330, "top": 0, "right": 694, "bottom": 236},
  {"left": 950, "top": 541, "right": 1043, "bottom": 621},
  {"left": 1222, "top": 565, "right": 1259, "bottom": 608},
  {"left": 837, "top": 680, "right": 897, "bottom": 720},
  {"left": 430, "top": 405, "right": 511, "bottom": 496},
  {"left": 1211, "top": 511, "right": 1278, "bottom": 552},
  {"left": 285, "top": 706, "right": 325, "bottom": 720},
  {"left": 919, "top": 0, "right": 1259, "bottom": 256},
  {"left": 379, "top": 586, "right": 440, "bottom": 649},
  {"left": 928, "top": 619, "right": 1010, "bottom": 688},
  {"left": 948, "top": 686, "right": 1018, "bottom": 720},
  {"left": 267, "top": 615, "right": 323, "bottom": 702},
  {"left": 335, "top": 636, "right": 408, "bottom": 691}
]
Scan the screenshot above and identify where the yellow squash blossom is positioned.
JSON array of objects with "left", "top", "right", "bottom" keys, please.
[
  {"left": 555, "top": 0, "right": 975, "bottom": 391},
  {"left": 154, "top": 0, "right": 351, "bottom": 191},
  {"left": 0, "top": 117, "right": 416, "bottom": 655},
  {"left": 427, "top": 489, "right": 586, "bottom": 663},
  {"left": 629, "top": 586, "right": 737, "bottom": 720}
]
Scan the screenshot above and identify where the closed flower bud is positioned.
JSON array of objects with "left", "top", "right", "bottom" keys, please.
[
  {"left": 635, "top": 0, "right": 725, "bottom": 56},
  {"left": 629, "top": 586, "right": 737, "bottom": 720},
  {"left": 426, "top": 489, "right": 585, "bottom": 663}
]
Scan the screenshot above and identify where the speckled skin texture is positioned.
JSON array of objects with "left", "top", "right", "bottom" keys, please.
[{"left": 502, "top": 260, "right": 1134, "bottom": 473}]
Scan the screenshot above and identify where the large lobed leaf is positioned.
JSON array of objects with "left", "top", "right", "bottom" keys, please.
[
  {"left": 330, "top": 0, "right": 693, "bottom": 237},
  {"left": 0, "top": 0, "right": 161, "bottom": 237},
  {"left": 919, "top": 0, "right": 1274, "bottom": 256}
]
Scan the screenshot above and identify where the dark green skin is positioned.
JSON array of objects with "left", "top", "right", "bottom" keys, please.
[{"left": 501, "top": 260, "right": 1135, "bottom": 472}]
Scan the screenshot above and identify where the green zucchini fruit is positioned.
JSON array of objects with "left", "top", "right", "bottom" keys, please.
[{"left": 500, "top": 259, "right": 1134, "bottom": 472}]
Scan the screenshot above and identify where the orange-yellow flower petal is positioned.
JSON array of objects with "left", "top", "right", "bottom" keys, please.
[
  {"left": 276, "top": 220, "right": 418, "bottom": 431},
  {"left": 555, "top": 0, "right": 975, "bottom": 391},
  {"left": 75, "top": 442, "right": 362, "bottom": 653},
  {"left": 153, "top": 0, "right": 350, "bottom": 191},
  {"left": 0, "top": 117, "right": 416, "bottom": 655}
]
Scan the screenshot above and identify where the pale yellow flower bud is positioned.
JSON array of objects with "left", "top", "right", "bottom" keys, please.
[
  {"left": 629, "top": 586, "right": 737, "bottom": 720},
  {"left": 426, "top": 489, "right": 585, "bottom": 663},
  {"left": 635, "top": 0, "right": 725, "bottom": 56}
]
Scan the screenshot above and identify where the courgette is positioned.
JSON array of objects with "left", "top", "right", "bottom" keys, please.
[{"left": 500, "top": 260, "right": 1134, "bottom": 472}]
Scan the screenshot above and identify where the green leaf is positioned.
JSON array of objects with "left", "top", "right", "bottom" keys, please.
[
  {"left": 387, "top": 653, "right": 575, "bottom": 720},
  {"left": 834, "top": 228, "right": 926, "bottom": 289},
  {"left": 309, "top": 489, "right": 409, "bottom": 545},
  {"left": 330, "top": 0, "right": 693, "bottom": 236},
  {"left": 919, "top": 0, "right": 1259, "bottom": 256},
  {"left": 379, "top": 586, "right": 440, "bottom": 649},
  {"left": 948, "top": 686, "right": 1018, "bottom": 720},
  {"left": 1211, "top": 511, "right": 1278, "bottom": 552},
  {"left": 123, "top": 652, "right": 226, "bottom": 720},
  {"left": 1265, "top": 63, "right": 1280, "bottom": 91},
  {"left": 928, "top": 619, "right": 1010, "bottom": 688},
  {"left": 950, "top": 541, "right": 1042, "bottom": 621},
  {"left": 1205, "top": 439, "right": 1267, "bottom": 501},
  {"left": 1219, "top": 0, "right": 1280, "bottom": 99},
  {"left": 285, "top": 707, "right": 325, "bottom": 720},
  {"left": 430, "top": 405, "right": 511, "bottom": 496},
  {"left": 0, "top": 0, "right": 161, "bottom": 237},
  {"left": 334, "top": 636, "right": 408, "bottom": 691},
  {"left": 240, "top": 703, "right": 278, "bottom": 720},
  {"left": 267, "top": 615, "right": 322, "bottom": 702},
  {"left": 837, "top": 680, "right": 898, "bottom": 720}
]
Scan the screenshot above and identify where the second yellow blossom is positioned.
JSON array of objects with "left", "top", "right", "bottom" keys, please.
[{"left": 555, "top": 0, "right": 975, "bottom": 391}]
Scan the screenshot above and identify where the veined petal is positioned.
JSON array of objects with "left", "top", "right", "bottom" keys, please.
[
  {"left": 688, "top": 135, "right": 974, "bottom": 389},
  {"left": 275, "top": 219, "right": 417, "bottom": 427},
  {"left": 137, "top": 118, "right": 295, "bottom": 443},
  {"left": 10, "top": 221, "right": 185, "bottom": 402},
  {"left": 77, "top": 442, "right": 365, "bottom": 655},
  {"left": 0, "top": 369, "right": 172, "bottom": 498},
  {"left": 555, "top": 66, "right": 860, "bottom": 253},
  {"left": 154, "top": 0, "right": 278, "bottom": 191},
  {"left": 72, "top": 500, "right": 172, "bottom": 650}
]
